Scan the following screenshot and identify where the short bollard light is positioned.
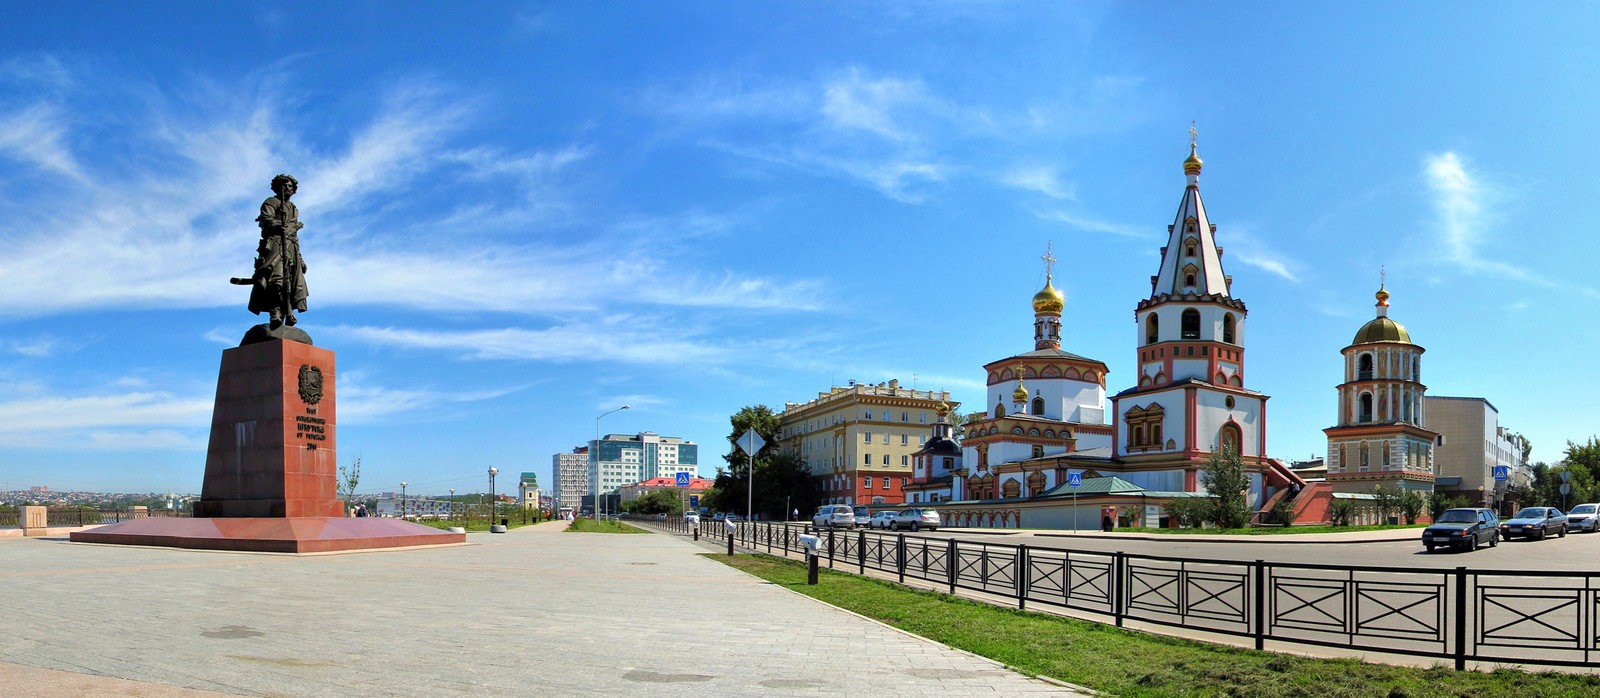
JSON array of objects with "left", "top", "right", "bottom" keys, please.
[
  {"left": 799, "top": 534, "right": 821, "bottom": 585},
  {"left": 725, "top": 518, "right": 737, "bottom": 556}
]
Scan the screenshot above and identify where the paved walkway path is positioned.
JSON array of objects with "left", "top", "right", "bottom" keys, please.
[{"left": 0, "top": 521, "right": 1077, "bottom": 696}]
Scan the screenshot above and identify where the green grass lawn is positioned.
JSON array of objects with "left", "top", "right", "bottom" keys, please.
[
  {"left": 1120, "top": 523, "right": 1426, "bottom": 536},
  {"left": 712, "top": 553, "right": 1600, "bottom": 697},
  {"left": 565, "top": 518, "right": 647, "bottom": 534},
  {"left": 413, "top": 517, "right": 543, "bottom": 532}
]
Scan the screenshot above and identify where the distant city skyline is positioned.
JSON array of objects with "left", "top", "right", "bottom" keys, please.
[{"left": 3, "top": 4, "right": 1597, "bottom": 494}]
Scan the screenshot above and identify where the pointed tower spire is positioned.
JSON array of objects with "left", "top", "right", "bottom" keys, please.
[
  {"left": 1032, "top": 242, "right": 1065, "bottom": 350},
  {"left": 1147, "top": 128, "right": 1231, "bottom": 299}
]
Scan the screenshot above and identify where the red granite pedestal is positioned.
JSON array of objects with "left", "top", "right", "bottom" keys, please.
[{"left": 72, "top": 337, "right": 464, "bottom": 553}]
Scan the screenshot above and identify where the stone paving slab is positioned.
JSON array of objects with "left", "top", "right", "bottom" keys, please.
[{"left": 0, "top": 522, "right": 1078, "bottom": 696}]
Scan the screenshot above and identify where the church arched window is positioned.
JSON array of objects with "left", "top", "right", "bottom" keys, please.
[
  {"left": 1412, "top": 356, "right": 1420, "bottom": 381},
  {"left": 1146, "top": 314, "right": 1159, "bottom": 344},
  {"left": 1359, "top": 393, "right": 1373, "bottom": 423},
  {"left": 1152, "top": 423, "right": 1163, "bottom": 445},
  {"left": 1185, "top": 273, "right": 1196, "bottom": 287},
  {"left": 1222, "top": 314, "right": 1235, "bottom": 343},
  {"left": 1133, "top": 425, "right": 1146, "bottom": 446},
  {"left": 1181, "top": 309, "right": 1200, "bottom": 339},
  {"left": 1218, "top": 422, "right": 1242, "bottom": 455},
  {"left": 1027, "top": 471, "right": 1046, "bottom": 497},
  {"left": 1358, "top": 353, "right": 1374, "bottom": 380},
  {"left": 994, "top": 403, "right": 1005, "bottom": 418},
  {"left": 1031, "top": 397, "right": 1045, "bottom": 416}
]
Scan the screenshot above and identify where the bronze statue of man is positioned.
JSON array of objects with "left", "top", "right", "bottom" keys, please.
[{"left": 237, "top": 174, "right": 309, "bottom": 328}]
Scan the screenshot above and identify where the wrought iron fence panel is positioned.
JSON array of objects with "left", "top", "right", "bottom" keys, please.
[
  {"left": 864, "top": 535, "right": 895, "bottom": 573},
  {"left": 903, "top": 537, "right": 946, "bottom": 583},
  {"left": 1263, "top": 566, "right": 1449, "bottom": 658},
  {"left": 953, "top": 542, "right": 1019, "bottom": 598},
  {"left": 1474, "top": 573, "right": 1597, "bottom": 666},
  {"left": 1123, "top": 558, "right": 1251, "bottom": 634}
]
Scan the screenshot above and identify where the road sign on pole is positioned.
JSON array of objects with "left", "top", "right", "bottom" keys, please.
[
  {"left": 1068, "top": 473, "right": 1083, "bottom": 487},
  {"left": 1068, "top": 472, "right": 1082, "bottom": 531},
  {"left": 675, "top": 472, "right": 692, "bottom": 487},
  {"left": 733, "top": 429, "right": 766, "bottom": 524},
  {"left": 1492, "top": 466, "right": 1509, "bottom": 481}
]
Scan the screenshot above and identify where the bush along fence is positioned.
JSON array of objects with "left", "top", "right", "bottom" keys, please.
[{"left": 646, "top": 517, "right": 1600, "bottom": 671}]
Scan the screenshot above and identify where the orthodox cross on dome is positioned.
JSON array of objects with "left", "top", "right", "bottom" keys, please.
[
  {"left": 1189, "top": 121, "right": 1198, "bottom": 147},
  {"left": 1041, "top": 242, "right": 1056, "bottom": 279}
]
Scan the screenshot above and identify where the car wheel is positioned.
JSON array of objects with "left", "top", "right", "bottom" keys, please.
[
  {"left": 1425, "top": 543, "right": 1436, "bottom": 552},
  {"left": 1489, "top": 531, "right": 1498, "bottom": 547},
  {"left": 1468, "top": 536, "right": 1478, "bottom": 552},
  {"left": 910, "top": 522, "right": 920, "bottom": 532},
  {"left": 1533, "top": 528, "right": 1545, "bottom": 540},
  {"left": 889, "top": 522, "right": 897, "bottom": 531},
  {"left": 1559, "top": 525, "right": 1568, "bottom": 538}
]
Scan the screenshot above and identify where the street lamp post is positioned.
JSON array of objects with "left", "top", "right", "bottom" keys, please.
[
  {"left": 489, "top": 467, "right": 499, "bottom": 530},
  {"left": 449, "top": 488, "right": 455, "bottom": 520},
  {"left": 595, "top": 405, "right": 631, "bottom": 520},
  {"left": 400, "top": 481, "right": 407, "bottom": 519}
]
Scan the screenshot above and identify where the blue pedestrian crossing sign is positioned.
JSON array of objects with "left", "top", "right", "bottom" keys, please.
[
  {"left": 1492, "top": 466, "right": 1509, "bottom": 481},
  {"left": 676, "top": 472, "right": 692, "bottom": 487},
  {"left": 1068, "top": 472, "right": 1083, "bottom": 487}
]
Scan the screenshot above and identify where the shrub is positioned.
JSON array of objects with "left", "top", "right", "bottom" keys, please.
[
  {"left": 1329, "top": 499, "right": 1357, "bottom": 527},
  {"left": 1399, "top": 489, "right": 1426, "bottom": 524},
  {"left": 1165, "top": 497, "right": 1214, "bottom": 528},
  {"left": 1268, "top": 493, "right": 1298, "bottom": 526}
]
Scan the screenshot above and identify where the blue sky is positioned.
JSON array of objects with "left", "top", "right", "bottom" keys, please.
[{"left": 3, "top": 3, "right": 1597, "bottom": 496}]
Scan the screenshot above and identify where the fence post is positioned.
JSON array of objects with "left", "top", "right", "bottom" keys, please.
[
  {"left": 947, "top": 538, "right": 958, "bottom": 593},
  {"left": 827, "top": 528, "right": 836, "bottom": 568},
  {"left": 1253, "top": 559, "right": 1266, "bottom": 650},
  {"left": 1113, "top": 552, "right": 1125, "bottom": 628},
  {"left": 897, "top": 533, "right": 906, "bottom": 583},
  {"left": 1016, "top": 544, "right": 1029, "bottom": 610},
  {"left": 1454, "top": 566, "right": 1468, "bottom": 671},
  {"left": 858, "top": 530, "right": 867, "bottom": 574}
]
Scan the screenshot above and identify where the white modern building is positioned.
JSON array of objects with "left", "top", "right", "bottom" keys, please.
[
  {"left": 1425, "top": 396, "right": 1527, "bottom": 510},
  {"left": 590, "top": 432, "right": 698, "bottom": 496}
]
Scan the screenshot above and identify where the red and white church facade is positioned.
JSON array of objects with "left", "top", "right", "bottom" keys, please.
[{"left": 918, "top": 142, "right": 1304, "bottom": 529}]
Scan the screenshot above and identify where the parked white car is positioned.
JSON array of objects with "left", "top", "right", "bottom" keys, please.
[
  {"left": 1567, "top": 503, "right": 1599, "bottom": 532},
  {"left": 867, "top": 511, "right": 898, "bottom": 529},
  {"left": 811, "top": 504, "right": 855, "bottom": 529},
  {"left": 890, "top": 508, "right": 940, "bottom": 532}
]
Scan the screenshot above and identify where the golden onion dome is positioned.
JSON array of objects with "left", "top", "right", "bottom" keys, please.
[
  {"left": 1012, "top": 382, "right": 1029, "bottom": 404},
  {"left": 1375, "top": 284, "right": 1390, "bottom": 307},
  {"left": 1183, "top": 143, "right": 1203, "bottom": 175},
  {"left": 935, "top": 400, "right": 951, "bottom": 418},
  {"left": 1353, "top": 317, "right": 1411, "bottom": 345},
  {"left": 1032, "top": 276, "right": 1065, "bottom": 315}
]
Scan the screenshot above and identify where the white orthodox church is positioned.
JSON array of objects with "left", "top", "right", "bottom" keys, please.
[{"left": 914, "top": 140, "right": 1304, "bottom": 529}]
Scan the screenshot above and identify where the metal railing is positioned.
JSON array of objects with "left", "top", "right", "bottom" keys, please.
[
  {"left": 0, "top": 508, "right": 192, "bottom": 528},
  {"left": 644, "top": 518, "right": 1600, "bottom": 671}
]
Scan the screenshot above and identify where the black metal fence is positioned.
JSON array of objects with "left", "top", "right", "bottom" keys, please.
[{"left": 646, "top": 517, "right": 1600, "bottom": 671}]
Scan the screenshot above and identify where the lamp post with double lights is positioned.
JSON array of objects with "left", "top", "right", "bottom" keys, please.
[
  {"left": 595, "top": 405, "right": 631, "bottom": 519},
  {"left": 400, "top": 481, "right": 407, "bottom": 519}
]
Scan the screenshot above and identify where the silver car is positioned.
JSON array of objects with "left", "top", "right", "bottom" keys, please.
[
  {"left": 889, "top": 508, "right": 940, "bottom": 532},
  {"left": 811, "top": 504, "right": 855, "bottom": 529},
  {"left": 867, "top": 511, "right": 898, "bottom": 529},
  {"left": 1567, "top": 503, "right": 1599, "bottom": 532}
]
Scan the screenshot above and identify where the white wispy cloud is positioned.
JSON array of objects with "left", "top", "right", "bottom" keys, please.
[
  {"left": 337, "top": 370, "right": 522, "bottom": 424},
  {"left": 820, "top": 68, "right": 923, "bottom": 140},
  {"left": 324, "top": 320, "right": 740, "bottom": 365},
  {"left": 0, "top": 390, "right": 212, "bottom": 449},
  {"left": 1423, "top": 152, "right": 1527, "bottom": 280},
  {"left": 6, "top": 337, "right": 59, "bottom": 357},
  {"left": 1002, "top": 166, "right": 1075, "bottom": 199},
  {"left": 1033, "top": 209, "right": 1147, "bottom": 239},
  {"left": 0, "top": 102, "right": 84, "bottom": 181},
  {"left": 1220, "top": 228, "right": 1299, "bottom": 283}
]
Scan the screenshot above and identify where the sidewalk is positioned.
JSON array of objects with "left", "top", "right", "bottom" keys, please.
[{"left": 0, "top": 520, "right": 1078, "bottom": 696}]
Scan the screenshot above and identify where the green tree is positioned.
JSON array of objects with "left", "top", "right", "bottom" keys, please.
[
  {"left": 1199, "top": 447, "right": 1251, "bottom": 529},
  {"left": 1329, "top": 499, "right": 1357, "bottom": 527},
  {"left": 707, "top": 405, "right": 821, "bottom": 519},
  {"left": 1371, "top": 484, "right": 1399, "bottom": 524},
  {"left": 1164, "top": 497, "right": 1213, "bottom": 528},
  {"left": 1427, "top": 491, "right": 1454, "bottom": 520},
  {"left": 1399, "top": 489, "right": 1425, "bottom": 524},
  {"left": 338, "top": 457, "right": 361, "bottom": 506},
  {"left": 622, "top": 490, "right": 683, "bottom": 516}
]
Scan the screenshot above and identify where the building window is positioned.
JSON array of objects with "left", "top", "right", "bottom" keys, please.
[
  {"left": 1146, "top": 314, "right": 1159, "bottom": 344},
  {"left": 883, "top": 477, "right": 891, "bottom": 489},
  {"left": 1031, "top": 397, "right": 1045, "bottom": 416},
  {"left": 1359, "top": 393, "right": 1373, "bottom": 423},
  {"left": 994, "top": 403, "right": 1005, "bottom": 418},
  {"left": 883, "top": 454, "right": 890, "bottom": 465},
  {"left": 901, "top": 434, "right": 908, "bottom": 446},
  {"left": 864, "top": 477, "right": 872, "bottom": 490},
  {"left": 1182, "top": 309, "right": 1200, "bottom": 339},
  {"left": 1358, "top": 353, "right": 1374, "bottom": 380},
  {"left": 901, "top": 411, "right": 909, "bottom": 422},
  {"left": 1031, "top": 445, "right": 1044, "bottom": 459},
  {"left": 1223, "top": 314, "right": 1235, "bottom": 344},
  {"left": 1002, "top": 479, "right": 1021, "bottom": 498},
  {"left": 942, "top": 457, "right": 953, "bottom": 469},
  {"left": 863, "top": 431, "right": 872, "bottom": 443},
  {"left": 864, "top": 409, "right": 873, "bottom": 420},
  {"left": 1218, "top": 423, "right": 1242, "bottom": 455},
  {"left": 919, "top": 412, "right": 927, "bottom": 423},
  {"left": 901, "top": 455, "right": 909, "bottom": 466},
  {"left": 864, "top": 454, "right": 871, "bottom": 465}
]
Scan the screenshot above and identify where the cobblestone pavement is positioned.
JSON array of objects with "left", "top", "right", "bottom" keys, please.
[{"left": 0, "top": 522, "right": 1079, "bottom": 697}]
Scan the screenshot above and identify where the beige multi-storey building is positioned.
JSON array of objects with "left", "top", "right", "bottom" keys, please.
[
  {"left": 776, "top": 380, "right": 956, "bottom": 506},
  {"left": 553, "top": 446, "right": 588, "bottom": 513},
  {"left": 1425, "top": 396, "right": 1526, "bottom": 511}
]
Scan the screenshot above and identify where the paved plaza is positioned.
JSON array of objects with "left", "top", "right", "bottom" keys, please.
[{"left": 1, "top": 521, "right": 1078, "bottom": 697}]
